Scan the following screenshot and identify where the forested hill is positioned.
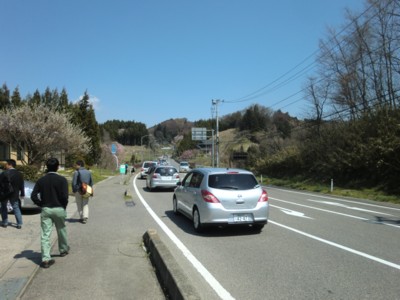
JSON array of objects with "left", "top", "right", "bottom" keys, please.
[{"left": 100, "top": 106, "right": 297, "bottom": 147}]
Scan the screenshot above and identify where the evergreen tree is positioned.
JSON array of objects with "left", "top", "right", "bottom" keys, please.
[
  {"left": 59, "top": 88, "right": 70, "bottom": 111},
  {"left": 72, "top": 91, "right": 101, "bottom": 165},
  {"left": 28, "top": 89, "right": 42, "bottom": 107},
  {"left": 43, "top": 87, "right": 53, "bottom": 106},
  {"left": 0, "top": 83, "right": 10, "bottom": 110},
  {"left": 11, "top": 86, "right": 22, "bottom": 107}
]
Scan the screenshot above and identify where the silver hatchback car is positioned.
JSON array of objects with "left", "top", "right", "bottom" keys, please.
[
  {"left": 146, "top": 166, "right": 180, "bottom": 191},
  {"left": 173, "top": 168, "right": 268, "bottom": 232},
  {"left": 179, "top": 161, "right": 191, "bottom": 173}
]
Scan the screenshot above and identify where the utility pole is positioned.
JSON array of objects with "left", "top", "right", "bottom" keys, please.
[{"left": 212, "top": 99, "right": 222, "bottom": 167}]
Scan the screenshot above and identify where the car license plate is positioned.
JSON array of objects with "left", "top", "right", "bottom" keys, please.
[{"left": 232, "top": 214, "right": 253, "bottom": 223}]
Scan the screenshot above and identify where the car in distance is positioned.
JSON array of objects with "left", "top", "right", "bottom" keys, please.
[
  {"left": 0, "top": 168, "right": 41, "bottom": 212},
  {"left": 21, "top": 180, "right": 41, "bottom": 211},
  {"left": 140, "top": 161, "right": 158, "bottom": 179},
  {"left": 146, "top": 166, "right": 180, "bottom": 191},
  {"left": 173, "top": 168, "right": 268, "bottom": 232},
  {"left": 179, "top": 161, "right": 191, "bottom": 173},
  {"left": 6, "top": 180, "right": 41, "bottom": 212}
]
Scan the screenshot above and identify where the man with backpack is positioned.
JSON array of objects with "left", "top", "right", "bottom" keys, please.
[
  {"left": 72, "top": 160, "right": 93, "bottom": 224},
  {"left": 0, "top": 159, "right": 25, "bottom": 229}
]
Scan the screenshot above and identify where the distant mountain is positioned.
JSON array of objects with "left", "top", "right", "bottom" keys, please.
[{"left": 149, "top": 118, "right": 195, "bottom": 143}]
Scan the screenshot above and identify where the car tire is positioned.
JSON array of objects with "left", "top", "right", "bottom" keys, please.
[
  {"left": 252, "top": 224, "right": 264, "bottom": 232},
  {"left": 193, "top": 208, "right": 203, "bottom": 233},
  {"left": 173, "top": 197, "right": 179, "bottom": 215}
]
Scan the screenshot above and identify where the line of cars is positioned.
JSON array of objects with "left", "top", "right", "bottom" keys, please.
[{"left": 139, "top": 160, "right": 269, "bottom": 232}]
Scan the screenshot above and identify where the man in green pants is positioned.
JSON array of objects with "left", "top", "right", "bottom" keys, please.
[{"left": 31, "top": 158, "right": 70, "bottom": 268}]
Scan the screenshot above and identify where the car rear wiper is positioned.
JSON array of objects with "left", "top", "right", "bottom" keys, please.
[{"left": 218, "top": 186, "right": 239, "bottom": 190}]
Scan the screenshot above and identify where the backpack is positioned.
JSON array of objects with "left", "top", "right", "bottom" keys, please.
[
  {"left": 0, "top": 172, "right": 14, "bottom": 201},
  {"left": 77, "top": 171, "right": 93, "bottom": 198}
]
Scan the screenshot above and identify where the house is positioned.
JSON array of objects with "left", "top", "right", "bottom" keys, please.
[{"left": 0, "top": 141, "right": 28, "bottom": 165}]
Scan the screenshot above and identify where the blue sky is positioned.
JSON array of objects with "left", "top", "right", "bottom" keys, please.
[{"left": 1, "top": 0, "right": 364, "bottom": 128}]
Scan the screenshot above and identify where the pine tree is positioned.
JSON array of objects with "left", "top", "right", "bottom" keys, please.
[
  {"left": 59, "top": 88, "right": 70, "bottom": 112},
  {"left": 72, "top": 91, "right": 101, "bottom": 165},
  {"left": 0, "top": 83, "right": 10, "bottom": 110},
  {"left": 11, "top": 86, "right": 22, "bottom": 107}
]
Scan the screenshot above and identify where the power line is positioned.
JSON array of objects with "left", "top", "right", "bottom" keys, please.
[{"left": 223, "top": 0, "right": 393, "bottom": 112}]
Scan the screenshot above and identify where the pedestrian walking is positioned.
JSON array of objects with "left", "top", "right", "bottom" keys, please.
[
  {"left": 0, "top": 159, "right": 25, "bottom": 229},
  {"left": 31, "top": 158, "right": 70, "bottom": 268},
  {"left": 72, "top": 160, "right": 93, "bottom": 224}
]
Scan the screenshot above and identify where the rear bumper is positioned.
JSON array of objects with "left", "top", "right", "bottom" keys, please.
[
  {"left": 198, "top": 202, "right": 269, "bottom": 225},
  {"left": 150, "top": 182, "right": 179, "bottom": 189}
]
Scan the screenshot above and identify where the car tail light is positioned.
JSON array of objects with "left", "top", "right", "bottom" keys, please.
[
  {"left": 258, "top": 189, "right": 268, "bottom": 202},
  {"left": 201, "top": 190, "right": 220, "bottom": 203}
]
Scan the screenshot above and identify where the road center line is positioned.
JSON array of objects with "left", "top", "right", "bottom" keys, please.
[
  {"left": 269, "top": 220, "right": 400, "bottom": 270},
  {"left": 133, "top": 175, "right": 234, "bottom": 300}
]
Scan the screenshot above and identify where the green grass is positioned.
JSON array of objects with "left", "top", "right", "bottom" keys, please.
[
  {"left": 59, "top": 166, "right": 116, "bottom": 194},
  {"left": 259, "top": 177, "right": 400, "bottom": 204}
]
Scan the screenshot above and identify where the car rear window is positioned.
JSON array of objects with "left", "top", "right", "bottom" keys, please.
[
  {"left": 156, "top": 167, "right": 178, "bottom": 176},
  {"left": 208, "top": 173, "right": 259, "bottom": 190}
]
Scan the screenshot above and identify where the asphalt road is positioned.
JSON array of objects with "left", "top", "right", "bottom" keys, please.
[{"left": 133, "top": 173, "right": 400, "bottom": 300}]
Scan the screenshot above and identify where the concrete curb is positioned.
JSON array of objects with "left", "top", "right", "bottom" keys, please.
[{"left": 142, "top": 229, "right": 201, "bottom": 300}]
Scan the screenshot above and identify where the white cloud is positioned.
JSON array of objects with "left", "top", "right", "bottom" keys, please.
[{"left": 74, "top": 94, "right": 101, "bottom": 110}]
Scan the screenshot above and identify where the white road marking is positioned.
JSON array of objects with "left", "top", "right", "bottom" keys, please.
[
  {"left": 270, "top": 197, "right": 400, "bottom": 229},
  {"left": 270, "top": 220, "right": 400, "bottom": 270},
  {"left": 271, "top": 205, "right": 313, "bottom": 219},
  {"left": 133, "top": 175, "right": 234, "bottom": 300},
  {"left": 267, "top": 187, "right": 400, "bottom": 211},
  {"left": 307, "top": 199, "right": 393, "bottom": 215}
]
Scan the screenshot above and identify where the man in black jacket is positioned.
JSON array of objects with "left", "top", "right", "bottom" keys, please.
[
  {"left": 0, "top": 159, "right": 25, "bottom": 229},
  {"left": 31, "top": 158, "right": 70, "bottom": 268}
]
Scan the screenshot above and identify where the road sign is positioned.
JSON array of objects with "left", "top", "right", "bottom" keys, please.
[
  {"left": 192, "top": 127, "right": 207, "bottom": 141},
  {"left": 111, "top": 143, "right": 117, "bottom": 154}
]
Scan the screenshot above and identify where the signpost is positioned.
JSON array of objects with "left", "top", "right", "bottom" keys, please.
[
  {"left": 111, "top": 143, "right": 117, "bottom": 154},
  {"left": 192, "top": 127, "right": 215, "bottom": 167},
  {"left": 119, "top": 164, "right": 126, "bottom": 174},
  {"left": 191, "top": 127, "right": 207, "bottom": 141},
  {"left": 111, "top": 143, "right": 118, "bottom": 171}
]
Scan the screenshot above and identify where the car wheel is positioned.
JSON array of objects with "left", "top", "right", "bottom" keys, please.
[
  {"left": 252, "top": 224, "right": 264, "bottom": 232},
  {"left": 173, "top": 197, "right": 179, "bottom": 215},
  {"left": 193, "top": 208, "right": 203, "bottom": 233}
]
